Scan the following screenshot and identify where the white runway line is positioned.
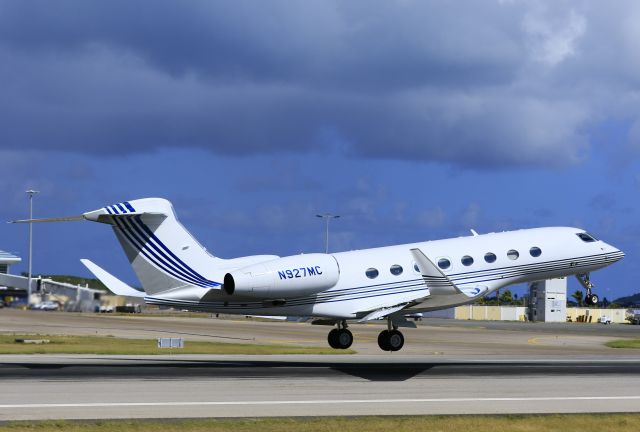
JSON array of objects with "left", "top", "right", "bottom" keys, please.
[{"left": 3, "top": 395, "right": 640, "bottom": 409}]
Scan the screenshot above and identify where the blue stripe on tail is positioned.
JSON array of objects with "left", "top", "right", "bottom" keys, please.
[{"left": 109, "top": 213, "right": 220, "bottom": 288}]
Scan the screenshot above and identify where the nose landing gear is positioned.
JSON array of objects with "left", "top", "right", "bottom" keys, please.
[
  {"left": 327, "top": 320, "right": 353, "bottom": 349},
  {"left": 377, "top": 318, "right": 405, "bottom": 351},
  {"left": 576, "top": 273, "right": 599, "bottom": 306}
]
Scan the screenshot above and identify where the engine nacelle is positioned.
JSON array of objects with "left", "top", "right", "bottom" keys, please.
[{"left": 223, "top": 253, "right": 340, "bottom": 299}]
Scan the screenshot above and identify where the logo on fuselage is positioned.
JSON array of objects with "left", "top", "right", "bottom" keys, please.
[{"left": 278, "top": 266, "right": 323, "bottom": 280}]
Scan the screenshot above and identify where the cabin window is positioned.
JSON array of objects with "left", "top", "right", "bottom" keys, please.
[
  {"left": 390, "top": 264, "right": 403, "bottom": 276},
  {"left": 530, "top": 246, "right": 542, "bottom": 257},
  {"left": 484, "top": 252, "right": 497, "bottom": 263},
  {"left": 507, "top": 249, "right": 519, "bottom": 260},
  {"left": 437, "top": 258, "right": 451, "bottom": 270},
  {"left": 461, "top": 255, "right": 474, "bottom": 266},
  {"left": 365, "top": 268, "right": 379, "bottom": 279},
  {"left": 577, "top": 232, "right": 597, "bottom": 242},
  {"left": 413, "top": 263, "right": 420, "bottom": 273}
]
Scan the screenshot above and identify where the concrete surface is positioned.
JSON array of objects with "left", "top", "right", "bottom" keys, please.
[{"left": 1, "top": 309, "right": 639, "bottom": 420}]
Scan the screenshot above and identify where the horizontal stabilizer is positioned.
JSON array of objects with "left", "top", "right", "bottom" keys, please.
[
  {"left": 9, "top": 215, "right": 85, "bottom": 224},
  {"left": 80, "top": 259, "right": 145, "bottom": 298}
]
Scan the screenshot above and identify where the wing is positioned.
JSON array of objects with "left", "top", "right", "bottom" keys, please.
[
  {"left": 81, "top": 259, "right": 146, "bottom": 298},
  {"left": 356, "top": 288, "right": 429, "bottom": 323}
]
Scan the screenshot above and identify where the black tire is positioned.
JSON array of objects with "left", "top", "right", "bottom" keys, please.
[
  {"left": 388, "top": 329, "right": 404, "bottom": 351},
  {"left": 336, "top": 329, "right": 353, "bottom": 349},
  {"left": 377, "top": 330, "right": 391, "bottom": 351},
  {"left": 590, "top": 294, "right": 599, "bottom": 305},
  {"left": 327, "top": 329, "right": 340, "bottom": 349}
]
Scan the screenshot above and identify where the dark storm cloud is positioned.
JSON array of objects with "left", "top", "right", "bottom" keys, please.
[
  {"left": 0, "top": 0, "right": 638, "bottom": 167},
  {"left": 0, "top": 0, "right": 521, "bottom": 87}
]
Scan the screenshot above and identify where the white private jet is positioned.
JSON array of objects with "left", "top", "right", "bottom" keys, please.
[{"left": 14, "top": 198, "right": 624, "bottom": 351}]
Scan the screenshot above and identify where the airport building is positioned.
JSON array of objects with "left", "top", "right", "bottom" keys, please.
[
  {"left": 0, "top": 250, "right": 21, "bottom": 274},
  {"left": 0, "top": 249, "right": 103, "bottom": 311}
]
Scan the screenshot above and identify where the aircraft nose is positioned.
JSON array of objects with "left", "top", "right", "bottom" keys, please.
[{"left": 606, "top": 246, "right": 625, "bottom": 263}]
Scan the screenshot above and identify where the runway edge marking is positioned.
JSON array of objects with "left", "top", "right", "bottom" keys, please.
[{"left": 3, "top": 396, "right": 640, "bottom": 409}]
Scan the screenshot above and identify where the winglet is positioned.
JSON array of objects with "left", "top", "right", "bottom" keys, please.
[
  {"left": 80, "top": 259, "right": 145, "bottom": 298},
  {"left": 411, "top": 248, "right": 488, "bottom": 298},
  {"left": 410, "top": 248, "right": 461, "bottom": 296}
]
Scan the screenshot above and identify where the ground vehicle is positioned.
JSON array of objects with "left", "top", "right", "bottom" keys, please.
[
  {"left": 626, "top": 309, "right": 640, "bottom": 325},
  {"left": 598, "top": 316, "right": 612, "bottom": 324},
  {"left": 34, "top": 301, "right": 60, "bottom": 311}
]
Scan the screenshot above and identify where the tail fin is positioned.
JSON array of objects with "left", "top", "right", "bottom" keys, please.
[{"left": 83, "top": 198, "right": 222, "bottom": 296}]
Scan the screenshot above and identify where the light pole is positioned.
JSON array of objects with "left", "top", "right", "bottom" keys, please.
[
  {"left": 26, "top": 189, "right": 39, "bottom": 306},
  {"left": 316, "top": 213, "right": 340, "bottom": 254}
]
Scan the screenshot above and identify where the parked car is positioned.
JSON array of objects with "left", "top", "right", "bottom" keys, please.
[
  {"left": 99, "top": 305, "right": 114, "bottom": 313},
  {"left": 33, "top": 301, "right": 60, "bottom": 311}
]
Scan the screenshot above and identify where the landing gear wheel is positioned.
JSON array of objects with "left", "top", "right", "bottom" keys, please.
[
  {"left": 377, "top": 329, "right": 405, "bottom": 351},
  {"left": 336, "top": 329, "right": 353, "bottom": 349},
  {"left": 378, "top": 330, "right": 391, "bottom": 351},
  {"left": 387, "top": 329, "right": 404, "bottom": 351},
  {"left": 328, "top": 328, "right": 353, "bottom": 349},
  {"left": 577, "top": 274, "right": 599, "bottom": 306},
  {"left": 327, "top": 328, "right": 340, "bottom": 349}
]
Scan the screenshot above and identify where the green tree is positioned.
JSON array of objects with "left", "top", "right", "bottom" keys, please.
[
  {"left": 499, "top": 289, "right": 513, "bottom": 305},
  {"left": 571, "top": 290, "right": 583, "bottom": 307}
]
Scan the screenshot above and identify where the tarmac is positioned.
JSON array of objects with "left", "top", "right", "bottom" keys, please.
[{"left": 0, "top": 309, "right": 639, "bottom": 420}]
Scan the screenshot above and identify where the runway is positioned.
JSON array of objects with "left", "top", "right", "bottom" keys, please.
[
  {"left": 1, "top": 355, "right": 640, "bottom": 420},
  {"left": 1, "top": 310, "right": 639, "bottom": 420},
  {"left": 2, "top": 308, "right": 639, "bottom": 356}
]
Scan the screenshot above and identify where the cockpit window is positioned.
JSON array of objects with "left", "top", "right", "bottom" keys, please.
[{"left": 577, "top": 232, "right": 597, "bottom": 243}]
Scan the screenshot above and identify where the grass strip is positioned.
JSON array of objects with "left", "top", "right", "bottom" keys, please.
[
  {"left": 1, "top": 414, "right": 640, "bottom": 432},
  {"left": 606, "top": 339, "right": 640, "bottom": 349},
  {"left": 0, "top": 334, "right": 352, "bottom": 355}
]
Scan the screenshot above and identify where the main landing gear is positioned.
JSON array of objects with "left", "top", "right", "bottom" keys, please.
[
  {"left": 326, "top": 318, "right": 406, "bottom": 351},
  {"left": 327, "top": 320, "right": 353, "bottom": 349},
  {"left": 377, "top": 318, "right": 404, "bottom": 352},
  {"left": 576, "top": 273, "right": 599, "bottom": 306}
]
